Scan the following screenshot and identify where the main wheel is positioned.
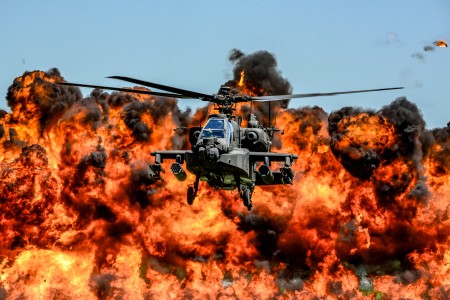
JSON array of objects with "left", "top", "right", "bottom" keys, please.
[
  {"left": 187, "top": 186, "right": 195, "bottom": 205},
  {"left": 241, "top": 188, "right": 252, "bottom": 211}
]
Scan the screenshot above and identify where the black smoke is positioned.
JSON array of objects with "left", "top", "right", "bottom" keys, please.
[
  {"left": 227, "top": 49, "right": 292, "bottom": 127},
  {"left": 228, "top": 49, "right": 292, "bottom": 96}
]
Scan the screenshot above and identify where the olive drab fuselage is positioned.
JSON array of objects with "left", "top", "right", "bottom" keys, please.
[
  {"left": 186, "top": 114, "right": 273, "bottom": 190},
  {"left": 150, "top": 111, "right": 297, "bottom": 210}
]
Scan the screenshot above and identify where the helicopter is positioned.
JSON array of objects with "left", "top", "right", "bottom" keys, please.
[{"left": 60, "top": 76, "right": 403, "bottom": 210}]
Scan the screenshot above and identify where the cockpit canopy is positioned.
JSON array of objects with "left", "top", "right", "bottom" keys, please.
[
  {"left": 199, "top": 117, "right": 234, "bottom": 145},
  {"left": 200, "top": 118, "right": 225, "bottom": 139}
]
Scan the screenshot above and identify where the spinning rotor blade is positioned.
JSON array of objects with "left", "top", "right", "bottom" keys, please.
[
  {"left": 108, "top": 76, "right": 214, "bottom": 101},
  {"left": 58, "top": 82, "right": 190, "bottom": 98},
  {"left": 250, "top": 87, "right": 404, "bottom": 101}
]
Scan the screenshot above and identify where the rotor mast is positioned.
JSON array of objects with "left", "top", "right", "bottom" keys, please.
[{"left": 213, "top": 85, "right": 247, "bottom": 116}]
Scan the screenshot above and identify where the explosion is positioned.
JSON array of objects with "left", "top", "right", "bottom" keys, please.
[
  {"left": 434, "top": 40, "right": 448, "bottom": 48},
  {"left": 0, "top": 51, "right": 449, "bottom": 299}
]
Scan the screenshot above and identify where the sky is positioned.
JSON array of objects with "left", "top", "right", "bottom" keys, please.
[{"left": 1, "top": 0, "right": 449, "bottom": 129}]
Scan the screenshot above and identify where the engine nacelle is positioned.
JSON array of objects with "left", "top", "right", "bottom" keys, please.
[
  {"left": 189, "top": 126, "right": 202, "bottom": 146},
  {"left": 241, "top": 128, "right": 270, "bottom": 152}
]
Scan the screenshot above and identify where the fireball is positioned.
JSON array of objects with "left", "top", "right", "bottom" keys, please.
[{"left": 0, "top": 64, "right": 449, "bottom": 299}]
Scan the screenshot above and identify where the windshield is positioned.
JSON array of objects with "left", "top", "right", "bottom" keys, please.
[{"left": 200, "top": 119, "right": 225, "bottom": 139}]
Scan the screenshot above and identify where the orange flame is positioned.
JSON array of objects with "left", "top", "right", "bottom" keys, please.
[
  {"left": 0, "top": 70, "right": 449, "bottom": 298},
  {"left": 238, "top": 70, "right": 245, "bottom": 87}
]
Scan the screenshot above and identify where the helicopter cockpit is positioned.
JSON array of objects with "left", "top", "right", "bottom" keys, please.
[{"left": 199, "top": 117, "right": 234, "bottom": 145}]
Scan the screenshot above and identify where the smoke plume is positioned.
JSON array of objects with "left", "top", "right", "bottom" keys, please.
[
  {"left": 226, "top": 49, "right": 292, "bottom": 129},
  {"left": 0, "top": 61, "right": 449, "bottom": 299}
]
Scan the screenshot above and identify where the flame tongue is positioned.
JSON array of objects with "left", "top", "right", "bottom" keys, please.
[
  {"left": 238, "top": 70, "right": 245, "bottom": 87},
  {"left": 0, "top": 67, "right": 449, "bottom": 298}
]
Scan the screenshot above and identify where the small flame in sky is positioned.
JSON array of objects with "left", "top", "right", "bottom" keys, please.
[
  {"left": 238, "top": 70, "right": 245, "bottom": 87},
  {"left": 435, "top": 40, "right": 448, "bottom": 48}
]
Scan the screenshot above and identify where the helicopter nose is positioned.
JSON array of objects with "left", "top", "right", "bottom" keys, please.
[
  {"left": 208, "top": 148, "right": 219, "bottom": 161},
  {"left": 198, "top": 147, "right": 207, "bottom": 160},
  {"left": 197, "top": 146, "right": 219, "bottom": 162}
]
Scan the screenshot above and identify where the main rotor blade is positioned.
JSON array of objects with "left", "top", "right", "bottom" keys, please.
[
  {"left": 58, "top": 82, "right": 191, "bottom": 98},
  {"left": 108, "top": 76, "right": 214, "bottom": 101},
  {"left": 250, "top": 87, "right": 404, "bottom": 101}
]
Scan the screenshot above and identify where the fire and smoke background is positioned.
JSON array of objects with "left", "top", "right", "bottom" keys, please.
[
  {"left": 1, "top": 1, "right": 450, "bottom": 299},
  {"left": 0, "top": 48, "right": 449, "bottom": 299}
]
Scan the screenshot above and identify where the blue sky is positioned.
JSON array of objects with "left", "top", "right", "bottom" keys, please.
[{"left": 1, "top": 0, "right": 449, "bottom": 128}]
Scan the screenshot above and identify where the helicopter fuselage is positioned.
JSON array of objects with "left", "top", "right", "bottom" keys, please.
[{"left": 150, "top": 113, "right": 297, "bottom": 209}]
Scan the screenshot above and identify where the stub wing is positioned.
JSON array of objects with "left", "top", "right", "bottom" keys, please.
[
  {"left": 147, "top": 150, "right": 192, "bottom": 182},
  {"left": 249, "top": 151, "right": 298, "bottom": 186},
  {"left": 150, "top": 150, "right": 192, "bottom": 163},
  {"left": 249, "top": 152, "right": 298, "bottom": 163}
]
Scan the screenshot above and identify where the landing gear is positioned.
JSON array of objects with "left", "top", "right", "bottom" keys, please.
[
  {"left": 235, "top": 174, "right": 254, "bottom": 211},
  {"left": 187, "top": 175, "right": 200, "bottom": 205},
  {"left": 187, "top": 186, "right": 196, "bottom": 205},
  {"left": 240, "top": 187, "right": 252, "bottom": 211}
]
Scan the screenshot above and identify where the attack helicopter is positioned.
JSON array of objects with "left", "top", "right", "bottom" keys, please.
[{"left": 60, "top": 76, "right": 403, "bottom": 210}]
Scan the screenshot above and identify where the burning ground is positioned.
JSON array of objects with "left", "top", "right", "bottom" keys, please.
[{"left": 0, "top": 54, "right": 449, "bottom": 299}]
